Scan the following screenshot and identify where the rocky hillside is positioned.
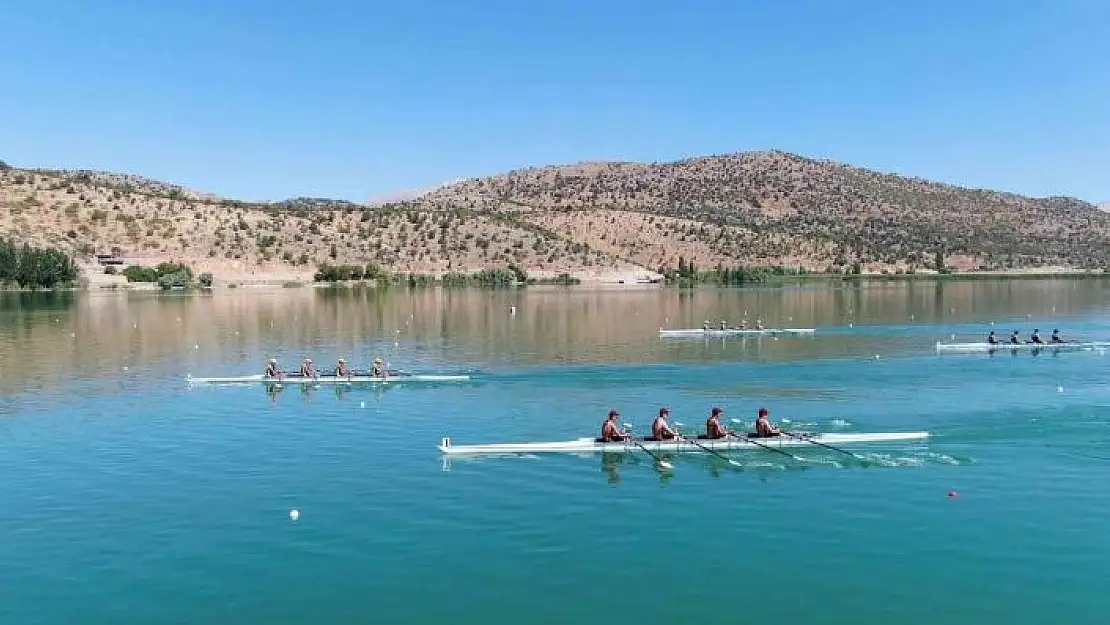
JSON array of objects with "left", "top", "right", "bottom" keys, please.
[
  {"left": 0, "top": 167, "right": 621, "bottom": 278},
  {"left": 2, "top": 151, "right": 1108, "bottom": 278},
  {"left": 415, "top": 151, "right": 1110, "bottom": 271}
]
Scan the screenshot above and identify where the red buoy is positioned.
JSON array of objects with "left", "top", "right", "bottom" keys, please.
[{"left": 948, "top": 490, "right": 958, "bottom": 498}]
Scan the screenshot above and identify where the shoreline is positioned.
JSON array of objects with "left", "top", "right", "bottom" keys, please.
[{"left": 6, "top": 267, "right": 1110, "bottom": 294}]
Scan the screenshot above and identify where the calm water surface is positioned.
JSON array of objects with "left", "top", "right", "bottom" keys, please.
[{"left": 2, "top": 280, "right": 1110, "bottom": 624}]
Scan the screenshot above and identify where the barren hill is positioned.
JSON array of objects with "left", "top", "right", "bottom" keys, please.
[
  {"left": 2, "top": 151, "right": 1108, "bottom": 281},
  {"left": 415, "top": 151, "right": 1110, "bottom": 272},
  {"left": 0, "top": 166, "right": 623, "bottom": 281}
]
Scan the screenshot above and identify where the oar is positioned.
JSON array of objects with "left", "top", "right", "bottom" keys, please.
[
  {"left": 779, "top": 428, "right": 866, "bottom": 461},
  {"left": 726, "top": 420, "right": 803, "bottom": 461},
  {"left": 673, "top": 422, "right": 742, "bottom": 467},
  {"left": 621, "top": 423, "right": 673, "bottom": 470}
]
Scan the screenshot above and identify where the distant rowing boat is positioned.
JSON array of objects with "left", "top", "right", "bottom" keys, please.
[
  {"left": 934, "top": 341, "right": 1110, "bottom": 353},
  {"left": 659, "top": 328, "right": 816, "bottom": 337},
  {"left": 188, "top": 373, "right": 472, "bottom": 385},
  {"left": 438, "top": 431, "right": 927, "bottom": 455}
]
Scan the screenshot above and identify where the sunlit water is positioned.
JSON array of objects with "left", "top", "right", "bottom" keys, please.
[{"left": 2, "top": 280, "right": 1110, "bottom": 624}]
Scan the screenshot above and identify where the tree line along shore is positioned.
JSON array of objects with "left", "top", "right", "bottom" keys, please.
[{"left": 3, "top": 240, "right": 1109, "bottom": 293}]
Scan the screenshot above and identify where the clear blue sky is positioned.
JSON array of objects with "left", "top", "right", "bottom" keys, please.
[{"left": 1, "top": 0, "right": 1106, "bottom": 202}]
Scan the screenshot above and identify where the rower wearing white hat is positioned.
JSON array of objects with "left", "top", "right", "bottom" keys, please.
[
  {"left": 264, "top": 358, "right": 281, "bottom": 379},
  {"left": 370, "top": 357, "right": 387, "bottom": 378},
  {"left": 299, "top": 358, "right": 317, "bottom": 379},
  {"left": 334, "top": 358, "right": 351, "bottom": 377}
]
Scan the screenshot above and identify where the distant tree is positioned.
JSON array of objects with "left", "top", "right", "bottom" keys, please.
[
  {"left": 934, "top": 250, "right": 945, "bottom": 273},
  {"left": 0, "top": 159, "right": 10, "bottom": 171}
]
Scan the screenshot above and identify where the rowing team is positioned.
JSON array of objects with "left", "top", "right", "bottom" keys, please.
[
  {"left": 601, "top": 406, "right": 779, "bottom": 442},
  {"left": 987, "top": 329, "right": 1068, "bottom": 345},
  {"left": 264, "top": 357, "right": 391, "bottom": 379},
  {"left": 704, "top": 319, "right": 764, "bottom": 331}
]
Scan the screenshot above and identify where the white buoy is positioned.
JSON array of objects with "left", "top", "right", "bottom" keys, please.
[
  {"left": 289, "top": 509, "right": 300, "bottom": 521},
  {"left": 950, "top": 333, "right": 956, "bottom": 341},
  {"left": 848, "top": 323, "right": 853, "bottom": 328},
  {"left": 194, "top": 344, "right": 199, "bottom": 350},
  {"left": 910, "top": 314, "right": 915, "bottom": 321},
  {"left": 70, "top": 332, "right": 75, "bottom": 338},
  {"left": 360, "top": 401, "right": 366, "bottom": 408},
  {"left": 510, "top": 306, "right": 516, "bottom": 315},
  {"left": 1057, "top": 386, "right": 1064, "bottom": 393},
  {"left": 123, "top": 366, "right": 129, "bottom": 371},
  {"left": 874, "top": 354, "right": 880, "bottom": 360}
]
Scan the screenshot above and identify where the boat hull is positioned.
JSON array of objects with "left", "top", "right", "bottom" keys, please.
[
  {"left": 188, "top": 373, "right": 471, "bottom": 384},
  {"left": 659, "top": 328, "right": 815, "bottom": 337},
  {"left": 438, "top": 431, "right": 928, "bottom": 455},
  {"left": 935, "top": 341, "right": 1110, "bottom": 353}
]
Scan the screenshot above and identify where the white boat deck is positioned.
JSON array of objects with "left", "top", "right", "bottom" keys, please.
[
  {"left": 188, "top": 373, "right": 472, "bottom": 384},
  {"left": 935, "top": 341, "right": 1110, "bottom": 353},
  {"left": 438, "top": 431, "right": 928, "bottom": 455},
  {"left": 659, "top": 328, "right": 815, "bottom": 337}
]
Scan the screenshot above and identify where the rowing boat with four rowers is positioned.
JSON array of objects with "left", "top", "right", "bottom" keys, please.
[
  {"left": 939, "top": 328, "right": 1107, "bottom": 353},
  {"left": 187, "top": 356, "right": 472, "bottom": 385},
  {"left": 438, "top": 404, "right": 928, "bottom": 465}
]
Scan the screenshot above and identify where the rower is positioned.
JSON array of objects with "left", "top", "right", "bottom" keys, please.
[
  {"left": 600, "top": 410, "right": 628, "bottom": 442},
  {"left": 705, "top": 407, "right": 728, "bottom": 439},
  {"left": 987, "top": 331, "right": 999, "bottom": 345},
  {"left": 1030, "top": 329, "right": 1044, "bottom": 344},
  {"left": 720, "top": 320, "right": 727, "bottom": 330},
  {"left": 755, "top": 318, "right": 765, "bottom": 330},
  {"left": 652, "top": 407, "right": 677, "bottom": 441},
  {"left": 703, "top": 320, "right": 710, "bottom": 331},
  {"left": 1009, "top": 330, "right": 1021, "bottom": 345},
  {"left": 739, "top": 319, "right": 747, "bottom": 330},
  {"left": 754, "top": 407, "right": 780, "bottom": 438},
  {"left": 264, "top": 358, "right": 281, "bottom": 378},
  {"left": 1051, "top": 329, "right": 1067, "bottom": 344},
  {"left": 300, "top": 358, "right": 316, "bottom": 378},
  {"left": 370, "top": 357, "right": 387, "bottom": 377},
  {"left": 334, "top": 358, "right": 351, "bottom": 376}
]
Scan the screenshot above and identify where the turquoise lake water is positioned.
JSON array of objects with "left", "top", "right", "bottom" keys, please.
[{"left": 2, "top": 281, "right": 1110, "bottom": 623}]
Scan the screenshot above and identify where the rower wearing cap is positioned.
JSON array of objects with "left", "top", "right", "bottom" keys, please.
[
  {"left": 264, "top": 358, "right": 281, "bottom": 379},
  {"left": 1051, "top": 329, "right": 1067, "bottom": 344},
  {"left": 300, "top": 358, "right": 317, "bottom": 378},
  {"left": 370, "top": 358, "right": 386, "bottom": 377},
  {"left": 987, "top": 331, "right": 999, "bottom": 345},
  {"left": 334, "top": 358, "right": 351, "bottom": 376},
  {"left": 1009, "top": 330, "right": 1021, "bottom": 345},
  {"left": 1030, "top": 329, "right": 1044, "bottom": 344},
  {"left": 705, "top": 407, "right": 728, "bottom": 439},
  {"left": 601, "top": 410, "right": 628, "bottom": 442},
  {"left": 754, "top": 407, "right": 780, "bottom": 438},
  {"left": 720, "top": 320, "right": 728, "bottom": 330},
  {"left": 652, "top": 407, "right": 677, "bottom": 441},
  {"left": 703, "top": 320, "right": 710, "bottom": 331}
]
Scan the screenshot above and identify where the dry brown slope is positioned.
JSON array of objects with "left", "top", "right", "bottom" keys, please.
[
  {"left": 416, "top": 151, "right": 1110, "bottom": 270},
  {"left": 0, "top": 167, "right": 630, "bottom": 275}
]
